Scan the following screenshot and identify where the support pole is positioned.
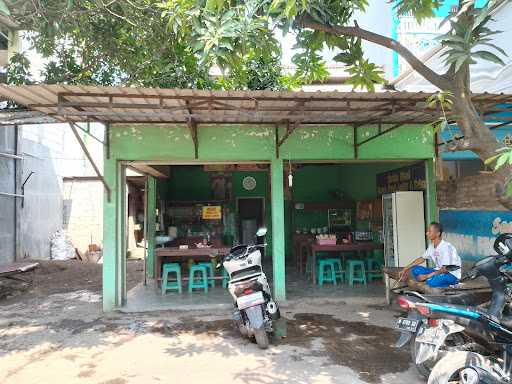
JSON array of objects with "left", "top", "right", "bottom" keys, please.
[
  {"left": 103, "top": 159, "right": 119, "bottom": 311},
  {"left": 143, "top": 177, "right": 148, "bottom": 286},
  {"left": 353, "top": 125, "right": 358, "bottom": 159},
  {"left": 146, "top": 176, "right": 157, "bottom": 279},
  {"left": 425, "top": 158, "right": 438, "bottom": 225},
  {"left": 69, "top": 122, "right": 112, "bottom": 201},
  {"left": 271, "top": 157, "right": 286, "bottom": 301}
]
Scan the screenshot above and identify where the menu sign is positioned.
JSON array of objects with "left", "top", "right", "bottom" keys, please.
[
  {"left": 202, "top": 206, "right": 222, "bottom": 220},
  {"left": 377, "top": 162, "right": 426, "bottom": 195}
]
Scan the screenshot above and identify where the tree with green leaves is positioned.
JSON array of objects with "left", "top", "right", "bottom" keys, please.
[{"left": 3, "top": 0, "right": 512, "bottom": 206}]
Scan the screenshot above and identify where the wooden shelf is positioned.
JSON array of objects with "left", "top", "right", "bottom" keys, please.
[
  {"left": 167, "top": 200, "right": 229, "bottom": 206},
  {"left": 294, "top": 201, "right": 354, "bottom": 211}
]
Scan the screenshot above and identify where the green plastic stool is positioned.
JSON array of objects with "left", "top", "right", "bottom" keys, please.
[
  {"left": 318, "top": 259, "right": 337, "bottom": 286},
  {"left": 197, "top": 262, "right": 215, "bottom": 287},
  {"left": 323, "top": 258, "right": 345, "bottom": 283},
  {"left": 188, "top": 265, "right": 209, "bottom": 293},
  {"left": 347, "top": 260, "right": 367, "bottom": 287},
  {"left": 161, "top": 263, "right": 182, "bottom": 295},
  {"left": 367, "top": 258, "right": 383, "bottom": 281},
  {"left": 222, "top": 268, "right": 230, "bottom": 288}
]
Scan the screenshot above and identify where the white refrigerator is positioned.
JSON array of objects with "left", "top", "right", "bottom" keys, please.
[{"left": 383, "top": 191, "right": 426, "bottom": 303}]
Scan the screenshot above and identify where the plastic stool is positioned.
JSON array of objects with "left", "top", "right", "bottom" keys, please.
[
  {"left": 188, "top": 265, "right": 209, "bottom": 293},
  {"left": 222, "top": 268, "right": 229, "bottom": 288},
  {"left": 347, "top": 260, "right": 367, "bottom": 287},
  {"left": 367, "top": 258, "right": 383, "bottom": 281},
  {"left": 197, "top": 261, "right": 215, "bottom": 287},
  {"left": 318, "top": 259, "right": 337, "bottom": 286},
  {"left": 161, "top": 263, "right": 182, "bottom": 294},
  {"left": 323, "top": 258, "right": 345, "bottom": 283}
]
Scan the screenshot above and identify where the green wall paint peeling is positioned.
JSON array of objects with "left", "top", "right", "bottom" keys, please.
[{"left": 110, "top": 124, "right": 434, "bottom": 162}]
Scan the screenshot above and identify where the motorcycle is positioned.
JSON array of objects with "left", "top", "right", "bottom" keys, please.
[
  {"left": 402, "top": 234, "right": 512, "bottom": 383},
  {"left": 218, "top": 227, "right": 280, "bottom": 349},
  {"left": 395, "top": 264, "right": 491, "bottom": 378}
]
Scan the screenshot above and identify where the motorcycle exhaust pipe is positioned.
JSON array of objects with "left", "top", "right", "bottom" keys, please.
[{"left": 266, "top": 301, "right": 280, "bottom": 320}]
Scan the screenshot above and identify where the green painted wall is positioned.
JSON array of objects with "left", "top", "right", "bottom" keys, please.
[
  {"left": 103, "top": 122, "right": 435, "bottom": 311},
  {"left": 110, "top": 124, "right": 434, "bottom": 161},
  {"left": 285, "top": 163, "right": 414, "bottom": 255},
  {"left": 157, "top": 167, "right": 272, "bottom": 250},
  {"left": 159, "top": 166, "right": 211, "bottom": 201}
]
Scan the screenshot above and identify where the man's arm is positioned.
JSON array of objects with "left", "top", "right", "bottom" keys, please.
[{"left": 399, "top": 257, "right": 425, "bottom": 280}]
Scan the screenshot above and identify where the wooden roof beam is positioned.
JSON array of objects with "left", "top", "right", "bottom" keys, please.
[{"left": 128, "top": 164, "right": 170, "bottom": 179}]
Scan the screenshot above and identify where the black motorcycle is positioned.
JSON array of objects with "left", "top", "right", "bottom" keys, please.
[
  {"left": 399, "top": 234, "right": 512, "bottom": 383},
  {"left": 395, "top": 264, "right": 492, "bottom": 378}
]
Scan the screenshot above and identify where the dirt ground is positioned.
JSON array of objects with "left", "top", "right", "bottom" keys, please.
[
  {"left": 0, "top": 259, "right": 143, "bottom": 302},
  {"left": 0, "top": 260, "right": 423, "bottom": 384}
]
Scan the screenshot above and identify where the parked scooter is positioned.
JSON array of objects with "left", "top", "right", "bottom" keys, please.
[
  {"left": 395, "top": 264, "right": 492, "bottom": 378},
  {"left": 218, "top": 227, "right": 280, "bottom": 349},
  {"left": 399, "top": 234, "right": 512, "bottom": 383}
]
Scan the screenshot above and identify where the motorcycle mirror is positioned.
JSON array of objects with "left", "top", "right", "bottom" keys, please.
[{"left": 256, "top": 227, "right": 267, "bottom": 237}]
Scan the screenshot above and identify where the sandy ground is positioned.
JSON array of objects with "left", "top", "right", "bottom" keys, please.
[{"left": 0, "top": 261, "right": 424, "bottom": 384}]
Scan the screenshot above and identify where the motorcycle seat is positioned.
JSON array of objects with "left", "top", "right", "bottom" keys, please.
[{"left": 421, "top": 289, "right": 492, "bottom": 306}]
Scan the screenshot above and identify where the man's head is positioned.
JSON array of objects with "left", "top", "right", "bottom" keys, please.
[{"left": 426, "top": 222, "right": 443, "bottom": 241}]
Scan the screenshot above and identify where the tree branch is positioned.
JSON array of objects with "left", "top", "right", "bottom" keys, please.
[{"left": 299, "top": 15, "right": 451, "bottom": 91}]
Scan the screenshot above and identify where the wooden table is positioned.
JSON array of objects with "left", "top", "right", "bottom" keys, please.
[
  {"left": 154, "top": 247, "right": 231, "bottom": 281},
  {"left": 292, "top": 234, "right": 314, "bottom": 274},
  {"left": 310, "top": 242, "right": 383, "bottom": 285}
]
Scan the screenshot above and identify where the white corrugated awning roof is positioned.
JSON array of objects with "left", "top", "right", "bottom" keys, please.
[{"left": 0, "top": 84, "right": 511, "bottom": 126}]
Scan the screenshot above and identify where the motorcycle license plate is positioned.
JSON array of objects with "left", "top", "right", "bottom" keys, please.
[
  {"left": 237, "top": 291, "right": 265, "bottom": 310},
  {"left": 396, "top": 317, "right": 420, "bottom": 333}
]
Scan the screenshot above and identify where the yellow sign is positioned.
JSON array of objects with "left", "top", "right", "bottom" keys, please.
[{"left": 202, "top": 206, "right": 222, "bottom": 220}]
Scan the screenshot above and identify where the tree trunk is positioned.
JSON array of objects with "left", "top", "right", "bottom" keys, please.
[
  {"left": 300, "top": 16, "right": 512, "bottom": 208},
  {"left": 448, "top": 75, "right": 512, "bottom": 209}
]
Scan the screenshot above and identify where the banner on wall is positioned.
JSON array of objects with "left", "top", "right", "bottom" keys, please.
[
  {"left": 202, "top": 206, "right": 222, "bottom": 220},
  {"left": 440, "top": 210, "right": 512, "bottom": 261}
]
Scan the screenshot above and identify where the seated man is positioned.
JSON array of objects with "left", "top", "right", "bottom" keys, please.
[{"left": 400, "top": 222, "right": 461, "bottom": 288}]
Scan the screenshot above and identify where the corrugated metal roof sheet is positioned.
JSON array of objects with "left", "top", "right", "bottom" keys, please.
[{"left": 0, "top": 84, "right": 511, "bottom": 125}]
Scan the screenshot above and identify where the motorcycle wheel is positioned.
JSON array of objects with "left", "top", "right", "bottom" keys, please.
[
  {"left": 254, "top": 329, "right": 269, "bottom": 349},
  {"left": 428, "top": 351, "right": 493, "bottom": 384},
  {"left": 411, "top": 327, "right": 466, "bottom": 378}
]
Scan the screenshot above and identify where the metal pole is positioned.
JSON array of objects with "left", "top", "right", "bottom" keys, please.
[
  {"left": 68, "top": 122, "right": 112, "bottom": 201},
  {"left": 143, "top": 177, "right": 148, "bottom": 286},
  {"left": 0, "top": 191, "right": 24, "bottom": 198},
  {"left": 0, "top": 152, "right": 23, "bottom": 160}
]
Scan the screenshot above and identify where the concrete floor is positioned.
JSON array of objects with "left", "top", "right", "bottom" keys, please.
[{"left": 124, "top": 269, "right": 387, "bottom": 312}]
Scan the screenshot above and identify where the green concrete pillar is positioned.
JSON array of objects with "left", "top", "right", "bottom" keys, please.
[
  {"left": 425, "top": 158, "right": 438, "bottom": 224},
  {"left": 146, "top": 176, "right": 157, "bottom": 279},
  {"left": 103, "top": 159, "right": 126, "bottom": 312},
  {"left": 118, "top": 164, "right": 127, "bottom": 305},
  {"left": 271, "top": 158, "right": 286, "bottom": 301}
]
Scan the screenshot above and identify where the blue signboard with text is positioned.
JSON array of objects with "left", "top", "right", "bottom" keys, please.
[{"left": 440, "top": 210, "right": 512, "bottom": 261}]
